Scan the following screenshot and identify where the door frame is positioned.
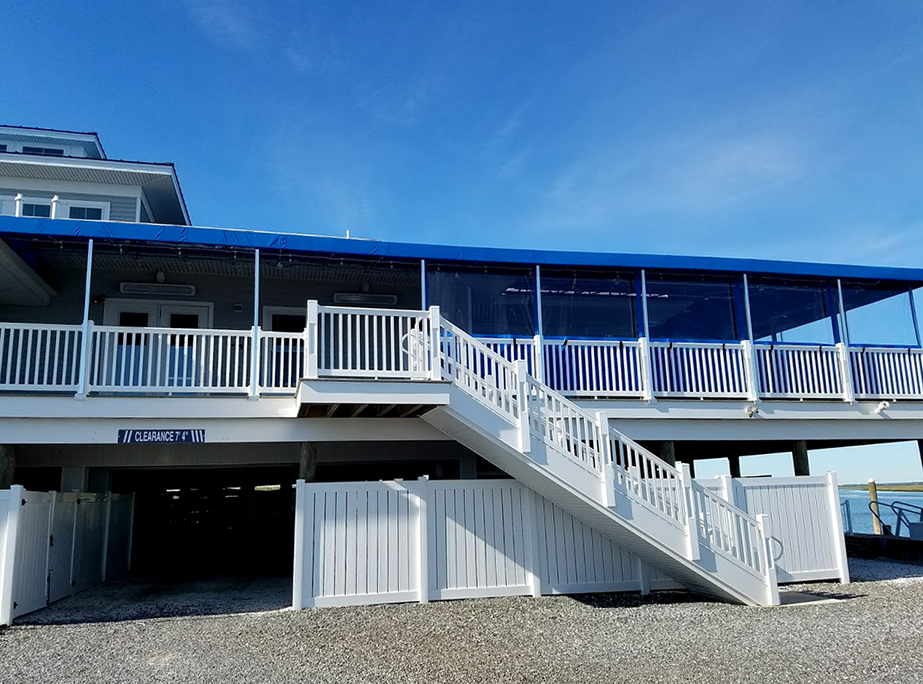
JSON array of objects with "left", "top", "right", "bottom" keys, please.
[{"left": 102, "top": 298, "right": 215, "bottom": 328}]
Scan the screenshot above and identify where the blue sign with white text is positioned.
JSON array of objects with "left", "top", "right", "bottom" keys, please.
[{"left": 118, "top": 429, "right": 206, "bottom": 444}]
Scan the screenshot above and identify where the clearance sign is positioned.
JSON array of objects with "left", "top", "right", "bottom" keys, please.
[{"left": 117, "top": 429, "right": 206, "bottom": 444}]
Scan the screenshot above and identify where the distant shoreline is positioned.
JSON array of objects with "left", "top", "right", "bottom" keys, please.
[{"left": 840, "top": 483, "right": 923, "bottom": 492}]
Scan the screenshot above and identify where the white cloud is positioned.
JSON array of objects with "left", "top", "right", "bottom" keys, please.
[{"left": 181, "top": 0, "right": 258, "bottom": 50}]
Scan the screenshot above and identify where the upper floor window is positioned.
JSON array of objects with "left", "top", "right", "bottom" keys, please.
[
  {"left": 21, "top": 202, "right": 51, "bottom": 218},
  {"left": 69, "top": 206, "right": 103, "bottom": 220},
  {"left": 645, "top": 272, "right": 741, "bottom": 341},
  {"left": 21, "top": 146, "right": 65, "bottom": 156}
]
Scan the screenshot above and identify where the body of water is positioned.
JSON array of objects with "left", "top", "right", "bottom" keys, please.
[{"left": 839, "top": 488, "right": 923, "bottom": 535}]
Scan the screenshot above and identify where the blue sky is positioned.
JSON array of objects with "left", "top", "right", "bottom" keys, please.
[{"left": 3, "top": 1, "right": 923, "bottom": 482}]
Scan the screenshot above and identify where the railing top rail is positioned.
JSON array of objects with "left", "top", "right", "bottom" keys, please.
[
  {"left": 649, "top": 340, "right": 746, "bottom": 349},
  {"left": 693, "top": 480, "right": 762, "bottom": 529},
  {"left": 0, "top": 321, "right": 84, "bottom": 332},
  {"left": 608, "top": 427, "right": 681, "bottom": 475},
  {"left": 315, "top": 304, "right": 429, "bottom": 317},
  {"left": 439, "top": 317, "right": 520, "bottom": 374},
  {"left": 543, "top": 338, "right": 643, "bottom": 347},
  {"left": 93, "top": 325, "right": 252, "bottom": 335},
  {"left": 753, "top": 342, "right": 840, "bottom": 351},
  {"left": 260, "top": 330, "right": 306, "bottom": 338}
]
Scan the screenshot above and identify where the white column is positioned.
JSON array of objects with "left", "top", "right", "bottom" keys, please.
[
  {"left": 596, "top": 411, "right": 616, "bottom": 507},
  {"left": 677, "top": 462, "right": 700, "bottom": 561},
  {"left": 836, "top": 280, "right": 855, "bottom": 404},
  {"left": 305, "top": 300, "right": 319, "bottom": 379},
  {"left": 250, "top": 250, "right": 260, "bottom": 399},
  {"left": 415, "top": 476, "right": 430, "bottom": 604},
  {"left": 50, "top": 195, "right": 59, "bottom": 219},
  {"left": 516, "top": 360, "right": 532, "bottom": 453},
  {"left": 522, "top": 488, "right": 542, "bottom": 598},
  {"left": 756, "top": 513, "right": 780, "bottom": 605},
  {"left": 825, "top": 471, "right": 851, "bottom": 584},
  {"left": 75, "top": 240, "right": 94, "bottom": 399},
  {"left": 428, "top": 305, "right": 441, "bottom": 381},
  {"left": 13, "top": 193, "right": 22, "bottom": 218}
]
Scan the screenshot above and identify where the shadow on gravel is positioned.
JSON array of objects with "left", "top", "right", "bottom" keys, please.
[
  {"left": 569, "top": 590, "right": 712, "bottom": 609},
  {"left": 14, "top": 574, "right": 291, "bottom": 626}
]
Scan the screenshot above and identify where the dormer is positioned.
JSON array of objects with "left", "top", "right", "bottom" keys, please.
[{"left": 0, "top": 126, "right": 105, "bottom": 159}]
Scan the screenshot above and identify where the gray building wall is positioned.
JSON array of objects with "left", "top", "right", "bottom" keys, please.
[{"left": 0, "top": 188, "right": 138, "bottom": 223}]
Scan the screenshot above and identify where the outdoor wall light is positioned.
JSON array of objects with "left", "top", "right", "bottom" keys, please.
[
  {"left": 746, "top": 405, "right": 759, "bottom": 417},
  {"left": 875, "top": 400, "right": 891, "bottom": 414}
]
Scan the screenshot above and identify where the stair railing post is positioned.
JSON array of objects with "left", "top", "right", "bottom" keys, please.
[
  {"left": 677, "top": 462, "right": 701, "bottom": 561},
  {"left": 756, "top": 513, "right": 780, "bottom": 605},
  {"left": 639, "top": 337, "right": 655, "bottom": 403},
  {"left": 305, "top": 300, "right": 319, "bottom": 380},
  {"left": 427, "top": 306, "right": 442, "bottom": 381},
  {"left": 516, "top": 360, "right": 532, "bottom": 454},
  {"left": 595, "top": 411, "right": 616, "bottom": 507},
  {"left": 532, "top": 334, "right": 544, "bottom": 383}
]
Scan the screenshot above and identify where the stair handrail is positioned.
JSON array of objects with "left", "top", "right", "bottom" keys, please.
[{"left": 434, "top": 313, "right": 773, "bottom": 586}]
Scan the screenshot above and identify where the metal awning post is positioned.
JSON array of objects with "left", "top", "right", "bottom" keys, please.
[
  {"left": 250, "top": 249, "right": 260, "bottom": 399},
  {"left": 75, "top": 239, "right": 94, "bottom": 399}
]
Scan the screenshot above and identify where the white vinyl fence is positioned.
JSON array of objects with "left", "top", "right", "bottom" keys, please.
[
  {"left": 294, "top": 475, "right": 848, "bottom": 609},
  {"left": 697, "top": 472, "right": 849, "bottom": 584},
  {"left": 0, "top": 487, "right": 134, "bottom": 625},
  {"left": 293, "top": 479, "right": 680, "bottom": 610}
]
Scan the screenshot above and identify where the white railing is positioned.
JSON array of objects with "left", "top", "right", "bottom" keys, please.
[
  {"left": 478, "top": 337, "right": 540, "bottom": 377},
  {"left": 0, "top": 322, "right": 82, "bottom": 391},
  {"left": 544, "top": 339, "right": 645, "bottom": 397},
  {"left": 89, "top": 325, "right": 252, "bottom": 393},
  {"left": 850, "top": 346, "right": 923, "bottom": 399},
  {"left": 753, "top": 343, "right": 844, "bottom": 399},
  {"left": 438, "top": 320, "right": 520, "bottom": 421},
  {"left": 608, "top": 432, "right": 685, "bottom": 527},
  {"left": 524, "top": 375, "right": 603, "bottom": 472},
  {"left": 649, "top": 341, "right": 749, "bottom": 399},
  {"left": 314, "top": 306, "right": 432, "bottom": 379},
  {"left": 691, "top": 483, "right": 767, "bottom": 576},
  {"left": 259, "top": 331, "right": 306, "bottom": 392},
  {"left": 439, "top": 318, "right": 771, "bottom": 586}
]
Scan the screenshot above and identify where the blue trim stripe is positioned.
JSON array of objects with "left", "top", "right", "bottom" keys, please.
[{"left": 3, "top": 215, "right": 923, "bottom": 283}]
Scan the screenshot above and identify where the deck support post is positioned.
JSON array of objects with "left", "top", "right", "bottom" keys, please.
[
  {"left": 792, "top": 440, "right": 810, "bottom": 476},
  {"left": 305, "top": 300, "right": 319, "bottom": 379},
  {"left": 636, "top": 557, "right": 650, "bottom": 596},
  {"left": 741, "top": 339, "right": 760, "bottom": 403},
  {"left": 677, "top": 462, "right": 700, "bottom": 561},
  {"left": 299, "top": 442, "right": 318, "bottom": 482},
  {"left": 659, "top": 441, "right": 676, "bottom": 467},
  {"left": 74, "top": 239, "right": 93, "bottom": 400},
  {"left": 516, "top": 360, "right": 531, "bottom": 454},
  {"left": 0, "top": 445, "right": 14, "bottom": 489},
  {"left": 728, "top": 455, "right": 741, "bottom": 479}
]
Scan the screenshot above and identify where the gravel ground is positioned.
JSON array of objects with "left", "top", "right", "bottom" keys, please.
[{"left": 1, "top": 559, "right": 922, "bottom": 684}]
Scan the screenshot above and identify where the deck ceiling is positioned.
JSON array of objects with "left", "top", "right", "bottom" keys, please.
[{"left": 0, "top": 238, "right": 54, "bottom": 306}]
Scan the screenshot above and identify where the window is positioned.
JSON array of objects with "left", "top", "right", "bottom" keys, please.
[
  {"left": 21, "top": 146, "right": 65, "bottom": 156},
  {"left": 541, "top": 269, "right": 637, "bottom": 338},
  {"left": 645, "top": 272, "right": 740, "bottom": 341},
  {"left": 21, "top": 203, "right": 51, "bottom": 218},
  {"left": 748, "top": 276, "right": 835, "bottom": 344},
  {"left": 842, "top": 281, "right": 917, "bottom": 347},
  {"left": 427, "top": 265, "right": 536, "bottom": 336},
  {"left": 271, "top": 314, "right": 307, "bottom": 332},
  {"left": 0, "top": 144, "right": 7, "bottom": 152},
  {"left": 69, "top": 206, "right": 103, "bottom": 220}
]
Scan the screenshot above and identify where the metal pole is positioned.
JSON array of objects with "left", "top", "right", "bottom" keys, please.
[
  {"left": 836, "top": 279, "right": 851, "bottom": 347},
  {"left": 742, "top": 274, "right": 755, "bottom": 343},
  {"left": 75, "top": 239, "right": 94, "bottom": 399},
  {"left": 534, "top": 265, "right": 544, "bottom": 336},
  {"left": 641, "top": 269, "right": 651, "bottom": 339},
  {"left": 908, "top": 286, "right": 921, "bottom": 348},
  {"left": 420, "top": 259, "right": 427, "bottom": 311},
  {"left": 868, "top": 478, "right": 882, "bottom": 535},
  {"left": 250, "top": 249, "right": 260, "bottom": 399}
]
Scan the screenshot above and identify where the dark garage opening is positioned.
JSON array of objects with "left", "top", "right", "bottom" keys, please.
[{"left": 110, "top": 465, "right": 298, "bottom": 580}]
